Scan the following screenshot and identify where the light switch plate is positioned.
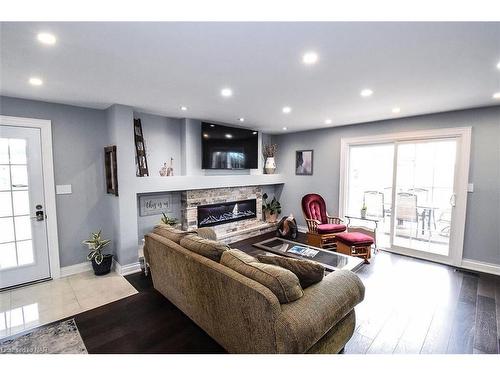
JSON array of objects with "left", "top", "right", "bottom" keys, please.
[
  {"left": 56, "top": 184, "right": 72, "bottom": 195},
  {"left": 467, "top": 183, "right": 474, "bottom": 193}
]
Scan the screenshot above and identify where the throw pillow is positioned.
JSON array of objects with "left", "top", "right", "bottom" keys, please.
[
  {"left": 152, "top": 224, "right": 193, "bottom": 244},
  {"left": 257, "top": 254, "right": 325, "bottom": 288},
  {"left": 180, "top": 234, "right": 230, "bottom": 262},
  {"left": 194, "top": 227, "right": 217, "bottom": 241},
  {"left": 221, "top": 249, "right": 303, "bottom": 303}
]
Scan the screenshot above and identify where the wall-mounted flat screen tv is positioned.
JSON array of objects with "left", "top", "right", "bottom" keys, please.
[{"left": 201, "top": 122, "right": 258, "bottom": 169}]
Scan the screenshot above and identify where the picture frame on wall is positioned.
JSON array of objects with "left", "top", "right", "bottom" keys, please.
[
  {"left": 139, "top": 194, "right": 173, "bottom": 216},
  {"left": 295, "top": 150, "right": 313, "bottom": 175},
  {"left": 104, "top": 145, "right": 118, "bottom": 196}
]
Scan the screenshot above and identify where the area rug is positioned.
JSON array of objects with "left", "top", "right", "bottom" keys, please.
[{"left": 0, "top": 319, "right": 87, "bottom": 354}]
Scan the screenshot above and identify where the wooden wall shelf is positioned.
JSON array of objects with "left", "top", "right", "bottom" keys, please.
[{"left": 133, "top": 174, "right": 285, "bottom": 194}]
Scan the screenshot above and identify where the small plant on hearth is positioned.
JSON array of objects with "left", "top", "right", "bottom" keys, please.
[
  {"left": 160, "top": 213, "right": 179, "bottom": 226},
  {"left": 262, "top": 193, "right": 282, "bottom": 223},
  {"left": 82, "top": 230, "right": 113, "bottom": 276}
]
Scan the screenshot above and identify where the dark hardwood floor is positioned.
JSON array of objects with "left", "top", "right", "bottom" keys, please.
[{"left": 73, "top": 232, "right": 500, "bottom": 354}]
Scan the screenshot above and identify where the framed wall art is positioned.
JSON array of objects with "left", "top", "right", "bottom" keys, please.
[{"left": 295, "top": 150, "right": 313, "bottom": 175}]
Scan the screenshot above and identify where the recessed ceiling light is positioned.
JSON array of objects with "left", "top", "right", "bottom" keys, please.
[
  {"left": 282, "top": 127, "right": 288, "bottom": 131},
  {"left": 221, "top": 88, "right": 233, "bottom": 97},
  {"left": 238, "top": 118, "right": 245, "bottom": 122},
  {"left": 324, "top": 119, "right": 332, "bottom": 125},
  {"left": 392, "top": 107, "right": 401, "bottom": 114},
  {"left": 302, "top": 51, "right": 318, "bottom": 65},
  {"left": 282, "top": 106, "right": 292, "bottom": 114},
  {"left": 29, "top": 77, "right": 43, "bottom": 86},
  {"left": 203, "top": 133, "right": 209, "bottom": 138},
  {"left": 37, "top": 32, "right": 56, "bottom": 45},
  {"left": 252, "top": 131, "right": 257, "bottom": 135},
  {"left": 360, "top": 89, "right": 373, "bottom": 97},
  {"left": 493, "top": 92, "right": 500, "bottom": 100},
  {"left": 497, "top": 61, "right": 500, "bottom": 70},
  {"left": 210, "top": 124, "right": 215, "bottom": 128},
  {"left": 180, "top": 106, "right": 187, "bottom": 111},
  {"left": 225, "top": 134, "right": 233, "bottom": 139}
]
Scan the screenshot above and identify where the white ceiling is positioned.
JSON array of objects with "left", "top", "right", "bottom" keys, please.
[{"left": 1, "top": 22, "right": 499, "bottom": 133}]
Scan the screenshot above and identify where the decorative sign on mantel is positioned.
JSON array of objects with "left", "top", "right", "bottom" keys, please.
[{"left": 139, "top": 194, "right": 172, "bottom": 216}]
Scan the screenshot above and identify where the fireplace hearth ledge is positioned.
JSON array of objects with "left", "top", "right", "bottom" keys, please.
[{"left": 218, "top": 221, "right": 277, "bottom": 245}]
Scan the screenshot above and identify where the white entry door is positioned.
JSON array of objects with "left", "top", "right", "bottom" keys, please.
[{"left": 0, "top": 125, "right": 51, "bottom": 289}]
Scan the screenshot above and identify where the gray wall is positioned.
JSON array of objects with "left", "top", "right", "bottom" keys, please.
[
  {"left": 136, "top": 192, "right": 182, "bottom": 240},
  {"left": 0, "top": 95, "right": 114, "bottom": 267},
  {"left": 273, "top": 105, "right": 500, "bottom": 265},
  {"left": 134, "top": 112, "right": 182, "bottom": 177}
]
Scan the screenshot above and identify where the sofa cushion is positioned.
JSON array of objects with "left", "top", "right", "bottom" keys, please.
[
  {"left": 221, "top": 249, "right": 303, "bottom": 303},
  {"left": 180, "top": 234, "right": 230, "bottom": 262},
  {"left": 153, "top": 224, "right": 193, "bottom": 244},
  {"left": 257, "top": 254, "right": 325, "bottom": 288},
  {"left": 317, "top": 223, "right": 346, "bottom": 234}
]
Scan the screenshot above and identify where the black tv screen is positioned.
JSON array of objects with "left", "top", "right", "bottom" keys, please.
[{"left": 201, "top": 122, "right": 259, "bottom": 169}]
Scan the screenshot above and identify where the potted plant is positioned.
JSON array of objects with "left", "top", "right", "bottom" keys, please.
[
  {"left": 262, "top": 193, "right": 281, "bottom": 223},
  {"left": 263, "top": 144, "right": 278, "bottom": 174},
  {"left": 82, "top": 230, "right": 113, "bottom": 276},
  {"left": 360, "top": 203, "right": 367, "bottom": 219},
  {"left": 160, "top": 213, "right": 180, "bottom": 228}
]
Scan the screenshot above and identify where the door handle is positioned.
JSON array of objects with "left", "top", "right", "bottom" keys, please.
[
  {"left": 31, "top": 204, "right": 45, "bottom": 221},
  {"left": 450, "top": 193, "right": 457, "bottom": 207}
]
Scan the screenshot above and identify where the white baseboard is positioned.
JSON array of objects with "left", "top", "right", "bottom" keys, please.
[
  {"left": 60, "top": 259, "right": 142, "bottom": 278},
  {"left": 113, "top": 260, "right": 142, "bottom": 276},
  {"left": 460, "top": 259, "right": 500, "bottom": 276},
  {"left": 60, "top": 262, "right": 92, "bottom": 277}
]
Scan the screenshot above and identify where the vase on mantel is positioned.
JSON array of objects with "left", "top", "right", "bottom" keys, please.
[{"left": 264, "top": 157, "right": 276, "bottom": 174}]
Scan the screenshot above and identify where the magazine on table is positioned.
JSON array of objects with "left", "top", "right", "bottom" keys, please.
[{"left": 287, "top": 245, "right": 319, "bottom": 258}]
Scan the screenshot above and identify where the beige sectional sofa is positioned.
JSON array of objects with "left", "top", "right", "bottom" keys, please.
[{"left": 144, "top": 227, "right": 365, "bottom": 354}]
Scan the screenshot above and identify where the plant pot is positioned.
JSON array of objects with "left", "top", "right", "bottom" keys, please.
[
  {"left": 264, "top": 157, "right": 276, "bottom": 174},
  {"left": 265, "top": 210, "right": 278, "bottom": 223},
  {"left": 91, "top": 254, "right": 113, "bottom": 276}
]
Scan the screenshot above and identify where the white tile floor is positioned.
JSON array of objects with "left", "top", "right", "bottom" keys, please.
[{"left": 0, "top": 270, "right": 138, "bottom": 339}]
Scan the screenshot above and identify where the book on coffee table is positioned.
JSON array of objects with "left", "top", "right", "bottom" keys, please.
[{"left": 287, "top": 245, "right": 319, "bottom": 258}]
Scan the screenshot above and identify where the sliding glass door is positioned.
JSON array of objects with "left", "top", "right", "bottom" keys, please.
[{"left": 341, "top": 128, "right": 470, "bottom": 265}]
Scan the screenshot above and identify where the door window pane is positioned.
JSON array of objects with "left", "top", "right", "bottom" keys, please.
[
  {"left": 393, "top": 140, "right": 456, "bottom": 256},
  {"left": 17, "top": 240, "right": 34, "bottom": 266},
  {"left": 9, "top": 139, "right": 27, "bottom": 164},
  {"left": 0, "top": 138, "right": 8, "bottom": 164},
  {"left": 347, "top": 143, "right": 394, "bottom": 248},
  {"left": 14, "top": 216, "right": 31, "bottom": 241},
  {"left": 0, "top": 217, "right": 15, "bottom": 243},
  {"left": 0, "top": 165, "right": 10, "bottom": 190},
  {"left": 12, "top": 191, "right": 30, "bottom": 216},
  {"left": 0, "top": 192, "right": 12, "bottom": 217},
  {"left": 0, "top": 242, "right": 17, "bottom": 269},
  {"left": 11, "top": 165, "right": 28, "bottom": 189}
]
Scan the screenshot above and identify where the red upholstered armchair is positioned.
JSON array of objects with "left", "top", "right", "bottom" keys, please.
[{"left": 301, "top": 194, "right": 346, "bottom": 249}]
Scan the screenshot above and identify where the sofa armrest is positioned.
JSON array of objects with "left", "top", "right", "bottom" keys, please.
[{"left": 275, "top": 270, "right": 365, "bottom": 353}]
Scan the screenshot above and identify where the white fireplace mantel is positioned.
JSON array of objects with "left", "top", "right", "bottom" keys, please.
[{"left": 133, "top": 174, "right": 285, "bottom": 194}]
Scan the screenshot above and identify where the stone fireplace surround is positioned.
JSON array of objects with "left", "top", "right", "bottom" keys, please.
[{"left": 181, "top": 186, "right": 276, "bottom": 243}]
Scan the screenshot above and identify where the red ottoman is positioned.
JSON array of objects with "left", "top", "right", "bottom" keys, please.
[{"left": 335, "top": 232, "right": 374, "bottom": 264}]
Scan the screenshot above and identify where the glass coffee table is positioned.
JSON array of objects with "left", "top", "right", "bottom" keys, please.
[{"left": 252, "top": 237, "right": 364, "bottom": 272}]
